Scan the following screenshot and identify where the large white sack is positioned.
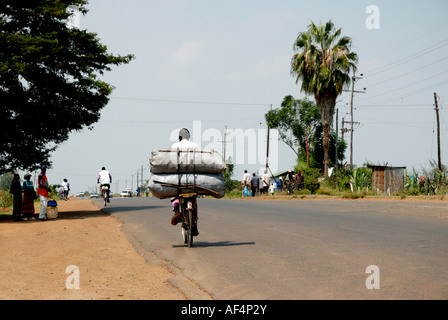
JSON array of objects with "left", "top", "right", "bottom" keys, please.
[
  {"left": 149, "top": 173, "right": 226, "bottom": 199},
  {"left": 150, "top": 148, "right": 226, "bottom": 174}
]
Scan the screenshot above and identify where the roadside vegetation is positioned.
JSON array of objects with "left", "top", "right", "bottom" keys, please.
[{"left": 223, "top": 159, "right": 448, "bottom": 200}]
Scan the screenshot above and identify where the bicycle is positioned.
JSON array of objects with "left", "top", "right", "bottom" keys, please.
[
  {"left": 101, "top": 185, "right": 110, "bottom": 207},
  {"left": 178, "top": 193, "right": 197, "bottom": 247}
]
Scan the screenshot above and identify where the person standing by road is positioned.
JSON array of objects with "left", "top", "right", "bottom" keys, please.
[
  {"left": 295, "top": 170, "right": 304, "bottom": 190},
  {"left": 22, "top": 173, "right": 36, "bottom": 220},
  {"left": 261, "top": 170, "right": 270, "bottom": 195},
  {"left": 37, "top": 165, "right": 51, "bottom": 221},
  {"left": 250, "top": 173, "right": 259, "bottom": 197},
  {"left": 9, "top": 173, "right": 23, "bottom": 221},
  {"left": 242, "top": 170, "right": 250, "bottom": 197}
]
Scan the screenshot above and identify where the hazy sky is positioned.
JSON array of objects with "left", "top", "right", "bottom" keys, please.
[{"left": 42, "top": 0, "right": 448, "bottom": 194}]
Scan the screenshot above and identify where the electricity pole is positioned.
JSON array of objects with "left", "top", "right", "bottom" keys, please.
[
  {"left": 220, "top": 125, "right": 230, "bottom": 161},
  {"left": 343, "top": 71, "right": 365, "bottom": 169},
  {"left": 266, "top": 104, "right": 271, "bottom": 171},
  {"left": 434, "top": 92, "right": 442, "bottom": 171},
  {"left": 335, "top": 108, "right": 338, "bottom": 171}
]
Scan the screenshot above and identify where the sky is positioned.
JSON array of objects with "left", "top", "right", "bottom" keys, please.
[{"left": 40, "top": 0, "right": 448, "bottom": 194}]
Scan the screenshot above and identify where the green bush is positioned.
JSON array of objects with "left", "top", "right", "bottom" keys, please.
[
  {"left": 294, "top": 161, "right": 321, "bottom": 194},
  {"left": 0, "top": 190, "right": 13, "bottom": 208}
]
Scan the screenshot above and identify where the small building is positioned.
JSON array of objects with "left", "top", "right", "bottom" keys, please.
[{"left": 367, "top": 165, "right": 406, "bottom": 195}]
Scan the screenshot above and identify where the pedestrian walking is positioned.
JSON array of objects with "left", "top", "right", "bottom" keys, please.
[{"left": 62, "top": 178, "right": 70, "bottom": 200}]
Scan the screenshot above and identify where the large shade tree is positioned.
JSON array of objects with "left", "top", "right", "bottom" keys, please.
[
  {"left": 0, "top": 0, "right": 134, "bottom": 174},
  {"left": 290, "top": 20, "right": 357, "bottom": 178},
  {"left": 265, "top": 95, "right": 346, "bottom": 170}
]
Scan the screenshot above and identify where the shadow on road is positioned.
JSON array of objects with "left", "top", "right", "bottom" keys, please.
[
  {"left": 99, "top": 205, "right": 167, "bottom": 213},
  {"left": 172, "top": 241, "right": 256, "bottom": 248}
]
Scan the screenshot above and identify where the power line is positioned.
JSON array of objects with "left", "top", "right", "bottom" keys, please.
[
  {"left": 112, "top": 96, "right": 269, "bottom": 107},
  {"left": 364, "top": 38, "right": 448, "bottom": 78},
  {"left": 365, "top": 56, "right": 448, "bottom": 89},
  {"left": 362, "top": 21, "right": 448, "bottom": 64},
  {"left": 363, "top": 70, "right": 447, "bottom": 101},
  {"left": 364, "top": 79, "right": 448, "bottom": 106}
]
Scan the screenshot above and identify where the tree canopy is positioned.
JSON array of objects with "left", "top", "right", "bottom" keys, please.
[
  {"left": 0, "top": 0, "right": 134, "bottom": 174},
  {"left": 265, "top": 95, "right": 346, "bottom": 170}
]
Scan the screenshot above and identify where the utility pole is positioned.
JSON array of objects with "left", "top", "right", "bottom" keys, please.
[
  {"left": 343, "top": 71, "right": 365, "bottom": 169},
  {"left": 335, "top": 108, "right": 338, "bottom": 171},
  {"left": 136, "top": 169, "right": 139, "bottom": 193},
  {"left": 219, "top": 125, "right": 230, "bottom": 161},
  {"left": 434, "top": 92, "right": 442, "bottom": 171},
  {"left": 341, "top": 117, "right": 351, "bottom": 141},
  {"left": 266, "top": 104, "right": 271, "bottom": 171}
]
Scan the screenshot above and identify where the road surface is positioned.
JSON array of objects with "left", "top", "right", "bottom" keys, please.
[{"left": 94, "top": 196, "right": 448, "bottom": 299}]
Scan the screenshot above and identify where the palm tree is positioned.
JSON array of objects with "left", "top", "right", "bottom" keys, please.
[{"left": 291, "top": 20, "right": 358, "bottom": 179}]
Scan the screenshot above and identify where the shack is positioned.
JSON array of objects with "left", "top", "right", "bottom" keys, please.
[{"left": 367, "top": 165, "right": 406, "bottom": 195}]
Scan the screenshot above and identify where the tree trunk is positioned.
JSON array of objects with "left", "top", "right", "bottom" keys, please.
[{"left": 316, "top": 94, "right": 336, "bottom": 180}]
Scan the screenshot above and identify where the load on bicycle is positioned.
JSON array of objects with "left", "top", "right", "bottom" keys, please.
[{"left": 148, "top": 128, "right": 226, "bottom": 247}]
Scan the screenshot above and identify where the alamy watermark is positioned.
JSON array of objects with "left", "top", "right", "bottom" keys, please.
[
  {"left": 65, "top": 265, "right": 80, "bottom": 290},
  {"left": 170, "top": 121, "right": 279, "bottom": 174},
  {"left": 365, "top": 5, "right": 380, "bottom": 30},
  {"left": 365, "top": 265, "right": 380, "bottom": 289}
]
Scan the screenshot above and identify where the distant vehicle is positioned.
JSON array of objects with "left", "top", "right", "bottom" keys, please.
[
  {"left": 76, "top": 192, "right": 84, "bottom": 198},
  {"left": 90, "top": 193, "right": 98, "bottom": 198},
  {"left": 120, "top": 190, "right": 132, "bottom": 198}
]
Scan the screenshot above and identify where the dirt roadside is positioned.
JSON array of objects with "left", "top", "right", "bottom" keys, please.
[{"left": 0, "top": 197, "right": 185, "bottom": 300}]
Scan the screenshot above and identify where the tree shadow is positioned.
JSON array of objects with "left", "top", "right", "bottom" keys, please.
[
  {"left": 100, "top": 206, "right": 167, "bottom": 214},
  {"left": 172, "top": 241, "right": 256, "bottom": 248}
]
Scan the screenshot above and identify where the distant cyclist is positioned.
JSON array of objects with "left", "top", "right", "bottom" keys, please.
[{"left": 97, "top": 167, "right": 112, "bottom": 202}]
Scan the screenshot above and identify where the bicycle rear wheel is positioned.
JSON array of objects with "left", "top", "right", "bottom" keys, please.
[{"left": 187, "top": 209, "right": 194, "bottom": 247}]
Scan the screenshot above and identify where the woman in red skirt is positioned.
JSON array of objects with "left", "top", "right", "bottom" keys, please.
[{"left": 22, "top": 173, "right": 37, "bottom": 220}]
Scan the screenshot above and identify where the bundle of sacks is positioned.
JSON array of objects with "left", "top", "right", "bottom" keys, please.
[{"left": 148, "top": 148, "right": 227, "bottom": 199}]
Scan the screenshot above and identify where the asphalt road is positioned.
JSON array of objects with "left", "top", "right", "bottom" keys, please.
[{"left": 94, "top": 196, "right": 448, "bottom": 300}]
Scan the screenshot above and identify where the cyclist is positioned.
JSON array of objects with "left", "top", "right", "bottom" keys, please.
[
  {"left": 170, "top": 128, "right": 199, "bottom": 236},
  {"left": 97, "top": 167, "right": 112, "bottom": 202}
]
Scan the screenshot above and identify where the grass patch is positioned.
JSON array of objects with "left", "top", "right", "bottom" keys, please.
[{"left": 341, "top": 191, "right": 365, "bottom": 199}]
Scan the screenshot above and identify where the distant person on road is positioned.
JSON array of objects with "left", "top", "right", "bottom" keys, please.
[
  {"left": 276, "top": 177, "right": 283, "bottom": 193},
  {"left": 9, "top": 173, "right": 23, "bottom": 221},
  {"left": 295, "top": 170, "right": 304, "bottom": 190},
  {"left": 97, "top": 167, "right": 112, "bottom": 203},
  {"left": 22, "top": 173, "right": 36, "bottom": 220},
  {"left": 261, "top": 170, "right": 270, "bottom": 195},
  {"left": 242, "top": 170, "right": 250, "bottom": 197},
  {"left": 250, "top": 173, "right": 259, "bottom": 197},
  {"left": 62, "top": 178, "right": 70, "bottom": 200},
  {"left": 37, "top": 165, "right": 51, "bottom": 221}
]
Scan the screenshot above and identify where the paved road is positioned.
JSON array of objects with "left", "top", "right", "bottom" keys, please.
[{"left": 94, "top": 197, "right": 448, "bottom": 299}]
